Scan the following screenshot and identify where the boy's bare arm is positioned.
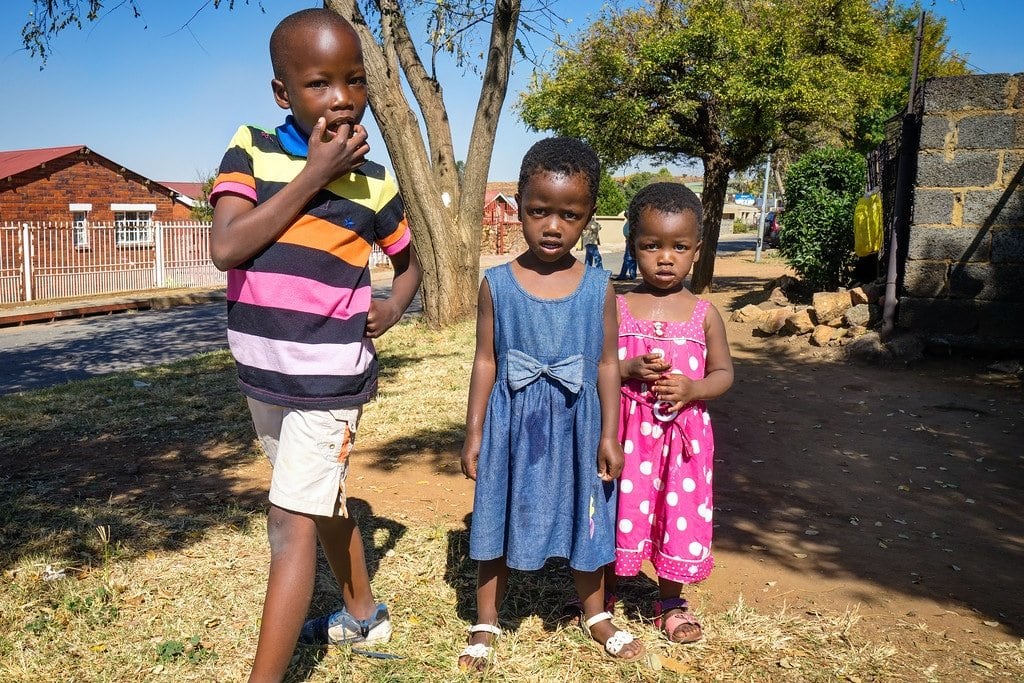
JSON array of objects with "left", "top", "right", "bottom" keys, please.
[
  {"left": 461, "top": 280, "right": 497, "bottom": 481},
  {"left": 210, "top": 119, "right": 369, "bottom": 271},
  {"left": 365, "top": 244, "right": 422, "bottom": 338}
]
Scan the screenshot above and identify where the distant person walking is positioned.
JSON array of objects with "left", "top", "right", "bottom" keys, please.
[
  {"left": 612, "top": 221, "right": 636, "bottom": 280},
  {"left": 582, "top": 218, "right": 604, "bottom": 269}
]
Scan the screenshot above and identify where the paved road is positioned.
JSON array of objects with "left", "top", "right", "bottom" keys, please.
[
  {"left": 0, "top": 237, "right": 757, "bottom": 395},
  {"left": 0, "top": 282, "right": 421, "bottom": 395},
  {"left": 0, "top": 302, "right": 228, "bottom": 395}
]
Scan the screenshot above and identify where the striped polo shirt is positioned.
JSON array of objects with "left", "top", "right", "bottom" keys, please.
[{"left": 210, "top": 118, "right": 411, "bottom": 409}]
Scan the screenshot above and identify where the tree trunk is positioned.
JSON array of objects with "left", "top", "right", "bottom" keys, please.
[
  {"left": 327, "top": 0, "right": 520, "bottom": 328},
  {"left": 690, "top": 154, "right": 732, "bottom": 294}
]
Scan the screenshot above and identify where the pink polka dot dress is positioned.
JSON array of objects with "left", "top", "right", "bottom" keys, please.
[{"left": 614, "top": 295, "right": 715, "bottom": 584}]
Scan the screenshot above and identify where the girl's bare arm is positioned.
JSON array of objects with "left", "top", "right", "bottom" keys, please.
[{"left": 461, "top": 279, "right": 497, "bottom": 481}]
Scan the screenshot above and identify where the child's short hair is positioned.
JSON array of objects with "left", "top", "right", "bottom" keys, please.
[
  {"left": 270, "top": 8, "right": 357, "bottom": 79},
  {"left": 627, "top": 182, "right": 704, "bottom": 243},
  {"left": 518, "top": 137, "right": 600, "bottom": 205}
]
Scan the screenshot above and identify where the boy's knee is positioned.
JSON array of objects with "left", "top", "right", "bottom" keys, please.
[{"left": 266, "top": 506, "right": 315, "bottom": 556}]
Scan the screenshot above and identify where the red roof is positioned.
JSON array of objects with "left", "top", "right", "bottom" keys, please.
[
  {"left": 0, "top": 145, "right": 86, "bottom": 178},
  {"left": 160, "top": 181, "right": 204, "bottom": 200},
  {"left": 484, "top": 190, "right": 517, "bottom": 210}
]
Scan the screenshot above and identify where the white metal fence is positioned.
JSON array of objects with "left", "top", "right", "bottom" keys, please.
[
  {"left": 0, "top": 221, "right": 392, "bottom": 305},
  {"left": 0, "top": 221, "right": 225, "bottom": 305}
]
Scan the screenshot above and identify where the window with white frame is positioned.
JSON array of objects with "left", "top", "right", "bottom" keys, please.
[
  {"left": 112, "top": 203, "right": 156, "bottom": 245},
  {"left": 69, "top": 203, "right": 91, "bottom": 247}
]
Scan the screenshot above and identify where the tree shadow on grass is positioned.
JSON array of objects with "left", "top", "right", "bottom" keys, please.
[
  {"left": 361, "top": 424, "right": 466, "bottom": 473},
  {"left": 0, "top": 353, "right": 269, "bottom": 571}
]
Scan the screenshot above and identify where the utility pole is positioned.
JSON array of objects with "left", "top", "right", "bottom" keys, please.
[{"left": 755, "top": 154, "right": 771, "bottom": 263}]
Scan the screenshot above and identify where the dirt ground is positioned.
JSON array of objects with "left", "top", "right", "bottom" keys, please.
[{"left": 9, "top": 250, "right": 1023, "bottom": 679}]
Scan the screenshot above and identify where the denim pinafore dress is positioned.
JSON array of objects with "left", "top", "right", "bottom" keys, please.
[{"left": 468, "top": 263, "right": 617, "bottom": 572}]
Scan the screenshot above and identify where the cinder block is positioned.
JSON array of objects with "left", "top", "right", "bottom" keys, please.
[
  {"left": 907, "top": 227, "right": 990, "bottom": 261},
  {"left": 911, "top": 189, "right": 955, "bottom": 225},
  {"left": 963, "top": 189, "right": 1024, "bottom": 226},
  {"left": 923, "top": 74, "right": 1010, "bottom": 112},
  {"left": 918, "top": 115, "right": 951, "bottom": 149},
  {"left": 898, "top": 296, "right": 979, "bottom": 334},
  {"left": 902, "top": 260, "right": 948, "bottom": 297},
  {"left": 956, "top": 114, "right": 1015, "bottom": 149},
  {"left": 1004, "top": 152, "right": 1024, "bottom": 185},
  {"left": 950, "top": 263, "right": 1024, "bottom": 301},
  {"left": 916, "top": 151, "right": 999, "bottom": 188},
  {"left": 992, "top": 227, "right": 1024, "bottom": 263}
]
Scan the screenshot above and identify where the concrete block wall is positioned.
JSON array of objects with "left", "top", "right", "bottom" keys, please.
[{"left": 901, "top": 73, "right": 1024, "bottom": 351}]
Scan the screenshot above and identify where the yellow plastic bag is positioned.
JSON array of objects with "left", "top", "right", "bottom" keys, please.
[{"left": 854, "top": 193, "right": 882, "bottom": 257}]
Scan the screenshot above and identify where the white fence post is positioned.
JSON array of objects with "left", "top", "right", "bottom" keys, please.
[
  {"left": 154, "top": 222, "right": 166, "bottom": 288},
  {"left": 21, "top": 223, "right": 33, "bottom": 302}
]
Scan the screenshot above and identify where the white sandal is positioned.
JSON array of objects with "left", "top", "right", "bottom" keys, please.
[
  {"left": 457, "top": 623, "right": 501, "bottom": 670},
  {"left": 582, "top": 611, "right": 643, "bottom": 660}
]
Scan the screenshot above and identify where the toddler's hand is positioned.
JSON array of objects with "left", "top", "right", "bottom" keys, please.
[
  {"left": 306, "top": 118, "right": 370, "bottom": 183},
  {"left": 652, "top": 374, "right": 697, "bottom": 414},
  {"left": 596, "top": 437, "right": 624, "bottom": 482},
  {"left": 623, "top": 352, "right": 670, "bottom": 381},
  {"left": 365, "top": 299, "right": 401, "bottom": 338}
]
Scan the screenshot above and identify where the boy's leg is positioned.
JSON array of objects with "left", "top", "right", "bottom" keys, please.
[
  {"left": 457, "top": 557, "right": 508, "bottom": 670},
  {"left": 315, "top": 514, "right": 376, "bottom": 620},
  {"left": 249, "top": 505, "right": 319, "bottom": 683}
]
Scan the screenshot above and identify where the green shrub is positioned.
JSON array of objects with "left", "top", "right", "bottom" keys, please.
[
  {"left": 597, "top": 170, "right": 626, "bottom": 215},
  {"left": 779, "top": 147, "right": 866, "bottom": 291}
]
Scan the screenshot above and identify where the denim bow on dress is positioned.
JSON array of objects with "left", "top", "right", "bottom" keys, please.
[{"left": 506, "top": 349, "right": 584, "bottom": 394}]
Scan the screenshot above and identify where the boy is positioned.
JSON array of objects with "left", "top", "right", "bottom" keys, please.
[{"left": 209, "top": 8, "right": 421, "bottom": 682}]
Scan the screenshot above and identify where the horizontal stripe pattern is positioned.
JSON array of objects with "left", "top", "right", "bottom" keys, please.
[
  {"left": 228, "top": 329, "right": 375, "bottom": 376},
  {"left": 227, "top": 301, "right": 367, "bottom": 346},
  {"left": 228, "top": 270, "right": 371, "bottom": 321},
  {"left": 236, "top": 364, "right": 377, "bottom": 409},
  {"left": 277, "top": 215, "right": 371, "bottom": 267},
  {"left": 215, "top": 123, "right": 410, "bottom": 407},
  {"left": 239, "top": 243, "right": 371, "bottom": 289}
]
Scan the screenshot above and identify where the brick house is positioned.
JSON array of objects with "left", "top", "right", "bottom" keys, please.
[
  {"left": 0, "top": 146, "right": 219, "bottom": 304},
  {"left": 0, "top": 145, "right": 197, "bottom": 228}
]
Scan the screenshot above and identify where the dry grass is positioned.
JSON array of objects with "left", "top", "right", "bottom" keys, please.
[{"left": 1, "top": 318, "right": 1021, "bottom": 681}]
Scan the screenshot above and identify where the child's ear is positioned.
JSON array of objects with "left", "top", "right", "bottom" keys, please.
[
  {"left": 271, "top": 79, "right": 290, "bottom": 110},
  {"left": 693, "top": 240, "right": 703, "bottom": 263},
  {"left": 515, "top": 193, "right": 522, "bottom": 221}
]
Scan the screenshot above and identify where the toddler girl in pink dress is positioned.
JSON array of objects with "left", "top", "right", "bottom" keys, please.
[{"left": 611, "top": 182, "right": 734, "bottom": 643}]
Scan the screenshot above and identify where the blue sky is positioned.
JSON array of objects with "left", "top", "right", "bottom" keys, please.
[{"left": 1, "top": 0, "right": 1020, "bottom": 184}]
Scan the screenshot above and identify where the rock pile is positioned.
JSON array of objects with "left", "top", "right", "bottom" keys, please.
[{"left": 730, "top": 276, "right": 882, "bottom": 348}]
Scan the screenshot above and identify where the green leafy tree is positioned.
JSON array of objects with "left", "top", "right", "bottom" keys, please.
[
  {"left": 596, "top": 170, "right": 626, "bottom": 215},
  {"left": 853, "top": 2, "right": 969, "bottom": 153},
  {"left": 621, "top": 171, "right": 655, "bottom": 208},
  {"left": 23, "top": 0, "right": 558, "bottom": 326},
  {"left": 519, "top": 0, "right": 955, "bottom": 293},
  {"left": 778, "top": 147, "right": 866, "bottom": 291},
  {"left": 189, "top": 171, "right": 216, "bottom": 223}
]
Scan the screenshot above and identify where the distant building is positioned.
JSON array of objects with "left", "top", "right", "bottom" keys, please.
[{"left": 0, "top": 145, "right": 196, "bottom": 228}]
